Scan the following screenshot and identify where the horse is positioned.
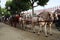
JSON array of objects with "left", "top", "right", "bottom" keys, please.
[
  {"left": 37, "top": 11, "right": 58, "bottom": 37},
  {"left": 18, "top": 13, "right": 28, "bottom": 30},
  {"left": 54, "top": 9, "right": 60, "bottom": 30},
  {"left": 9, "top": 15, "right": 19, "bottom": 27},
  {"left": 19, "top": 16, "right": 25, "bottom": 29},
  {"left": 18, "top": 11, "right": 58, "bottom": 37}
]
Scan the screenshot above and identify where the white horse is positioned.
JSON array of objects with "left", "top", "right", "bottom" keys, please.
[
  {"left": 19, "top": 16, "right": 26, "bottom": 30},
  {"left": 31, "top": 16, "right": 38, "bottom": 32},
  {"left": 37, "top": 11, "right": 58, "bottom": 37},
  {"left": 19, "top": 14, "right": 30, "bottom": 30},
  {"left": 19, "top": 11, "right": 58, "bottom": 37}
]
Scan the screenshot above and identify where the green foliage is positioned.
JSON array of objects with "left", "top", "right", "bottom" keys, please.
[
  {"left": 5, "top": 0, "right": 49, "bottom": 15},
  {"left": 37, "top": 0, "right": 49, "bottom": 6},
  {"left": 0, "top": 8, "right": 11, "bottom": 16},
  {"left": 5, "top": 0, "right": 31, "bottom": 15},
  {"left": 0, "top": 7, "right": 1, "bottom": 14}
]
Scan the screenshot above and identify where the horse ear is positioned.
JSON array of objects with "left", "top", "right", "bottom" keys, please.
[{"left": 48, "top": 12, "right": 50, "bottom": 16}]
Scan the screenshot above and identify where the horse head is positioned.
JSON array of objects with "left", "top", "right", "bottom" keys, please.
[
  {"left": 53, "top": 12, "right": 59, "bottom": 20},
  {"left": 48, "top": 12, "right": 54, "bottom": 21}
]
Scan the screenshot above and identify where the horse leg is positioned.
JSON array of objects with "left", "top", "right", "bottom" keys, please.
[
  {"left": 22, "top": 20, "right": 26, "bottom": 30},
  {"left": 22, "top": 21, "right": 24, "bottom": 30},
  {"left": 11, "top": 21, "right": 13, "bottom": 26},
  {"left": 49, "top": 22, "right": 52, "bottom": 35},
  {"left": 37, "top": 24, "right": 42, "bottom": 35},
  {"left": 44, "top": 22, "right": 48, "bottom": 37},
  {"left": 39, "top": 22, "right": 45, "bottom": 32},
  {"left": 14, "top": 22, "right": 16, "bottom": 27},
  {"left": 39, "top": 24, "right": 42, "bottom": 32},
  {"left": 32, "top": 22, "right": 35, "bottom": 33},
  {"left": 19, "top": 21, "right": 22, "bottom": 29}
]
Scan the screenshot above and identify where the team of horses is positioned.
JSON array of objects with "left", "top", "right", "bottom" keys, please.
[
  {"left": 1, "top": 11, "right": 59, "bottom": 37},
  {"left": 18, "top": 11, "right": 58, "bottom": 37}
]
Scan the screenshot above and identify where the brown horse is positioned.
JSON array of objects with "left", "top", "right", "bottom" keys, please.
[{"left": 9, "top": 14, "right": 20, "bottom": 27}]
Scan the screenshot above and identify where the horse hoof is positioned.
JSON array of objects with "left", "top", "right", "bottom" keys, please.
[
  {"left": 47, "top": 32, "right": 49, "bottom": 34},
  {"left": 50, "top": 34, "right": 52, "bottom": 36},
  {"left": 24, "top": 30, "right": 25, "bottom": 31},
  {"left": 45, "top": 35, "right": 48, "bottom": 37},
  {"left": 37, "top": 34, "right": 40, "bottom": 36},
  {"left": 33, "top": 32, "right": 35, "bottom": 33},
  {"left": 40, "top": 31, "right": 42, "bottom": 32}
]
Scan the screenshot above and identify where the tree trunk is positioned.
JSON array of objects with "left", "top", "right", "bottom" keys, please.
[{"left": 32, "top": 1, "right": 34, "bottom": 17}]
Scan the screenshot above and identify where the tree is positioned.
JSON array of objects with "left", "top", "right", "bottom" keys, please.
[
  {"left": 30, "top": 0, "right": 49, "bottom": 16},
  {"left": 0, "top": 7, "right": 1, "bottom": 13},
  {"left": 0, "top": 7, "right": 11, "bottom": 17},
  {"left": 5, "top": 0, "right": 31, "bottom": 15},
  {"left": 5, "top": 0, "right": 49, "bottom": 15},
  {"left": 5, "top": 0, "right": 14, "bottom": 15}
]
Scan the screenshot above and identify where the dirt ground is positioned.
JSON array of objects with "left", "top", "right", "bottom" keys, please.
[{"left": 0, "top": 23, "right": 60, "bottom": 40}]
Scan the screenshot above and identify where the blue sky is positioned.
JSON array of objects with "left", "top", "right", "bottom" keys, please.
[{"left": 0, "top": 0, "right": 60, "bottom": 10}]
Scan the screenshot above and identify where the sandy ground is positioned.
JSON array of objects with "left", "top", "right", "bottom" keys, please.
[{"left": 0, "top": 23, "right": 60, "bottom": 40}]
